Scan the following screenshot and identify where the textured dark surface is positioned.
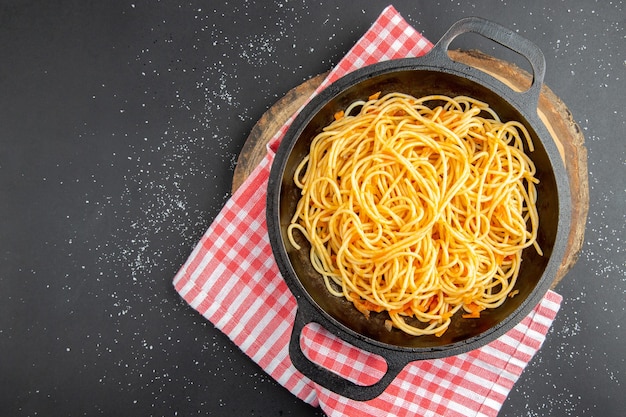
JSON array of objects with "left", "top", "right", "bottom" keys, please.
[{"left": 1, "top": 1, "right": 623, "bottom": 416}]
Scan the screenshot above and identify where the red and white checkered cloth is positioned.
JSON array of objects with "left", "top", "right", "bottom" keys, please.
[{"left": 174, "top": 5, "right": 563, "bottom": 416}]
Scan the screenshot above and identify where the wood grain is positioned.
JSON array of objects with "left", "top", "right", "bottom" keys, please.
[
  {"left": 232, "top": 50, "right": 588, "bottom": 289},
  {"left": 230, "top": 73, "right": 329, "bottom": 192}
]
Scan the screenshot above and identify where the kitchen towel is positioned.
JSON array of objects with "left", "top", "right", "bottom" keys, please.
[{"left": 173, "top": 5, "right": 562, "bottom": 416}]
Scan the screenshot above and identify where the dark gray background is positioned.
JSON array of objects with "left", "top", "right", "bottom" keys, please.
[{"left": 1, "top": 1, "right": 624, "bottom": 415}]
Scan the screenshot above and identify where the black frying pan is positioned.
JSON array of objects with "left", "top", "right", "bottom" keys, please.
[{"left": 266, "top": 17, "right": 571, "bottom": 400}]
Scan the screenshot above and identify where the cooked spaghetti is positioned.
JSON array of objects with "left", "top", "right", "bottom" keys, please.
[{"left": 287, "top": 92, "right": 540, "bottom": 336}]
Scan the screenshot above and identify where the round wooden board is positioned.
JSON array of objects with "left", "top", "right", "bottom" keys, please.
[{"left": 232, "top": 50, "right": 589, "bottom": 289}]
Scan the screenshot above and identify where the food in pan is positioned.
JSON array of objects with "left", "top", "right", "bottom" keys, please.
[{"left": 287, "top": 92, "right": 541, "bottom": 336}]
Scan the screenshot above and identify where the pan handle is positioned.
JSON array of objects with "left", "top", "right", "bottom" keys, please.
[
  {"left": 289, "top": 306, "right": 408, "bottom": 401},
  {"left": 431, "top": 16, "right": 545, "bottom": 107}
]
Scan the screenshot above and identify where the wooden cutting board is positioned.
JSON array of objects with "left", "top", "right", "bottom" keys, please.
[{"left": 232, "top": 50, "right": 589, "bottom": 289}]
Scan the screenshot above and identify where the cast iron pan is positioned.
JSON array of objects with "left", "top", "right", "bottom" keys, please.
[{"left": 266, "top": 17, "right": 571, "bottom": 401}]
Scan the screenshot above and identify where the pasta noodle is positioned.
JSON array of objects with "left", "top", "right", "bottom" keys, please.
[{"left": 287, "top": 92, "right": 541, "bottom": 337}]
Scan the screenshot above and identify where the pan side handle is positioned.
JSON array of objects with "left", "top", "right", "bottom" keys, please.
[
  {"left": 288, "top": 307, "right": 410, "bottom": 402},
  {"left": 431, "top": 16, "right": 546, "bottom": 108}
]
